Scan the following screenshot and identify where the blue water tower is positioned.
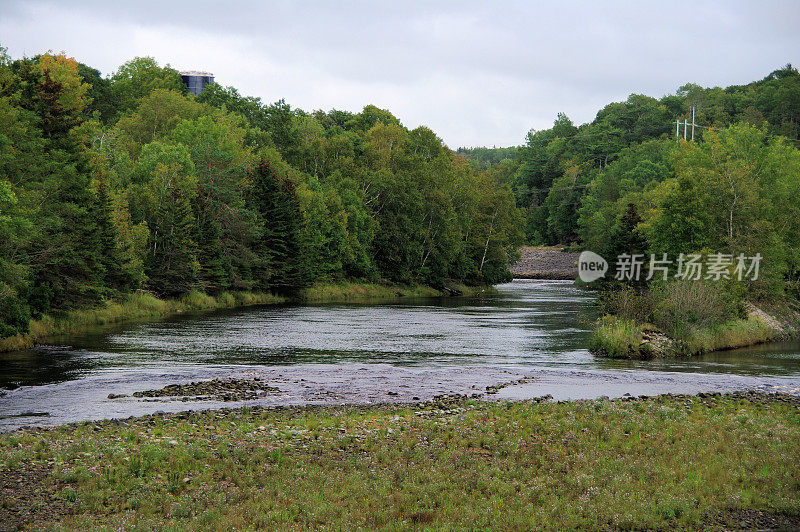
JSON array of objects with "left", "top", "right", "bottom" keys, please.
[{"left": 180, "top": 70, "right": 215, "bottom": 96}]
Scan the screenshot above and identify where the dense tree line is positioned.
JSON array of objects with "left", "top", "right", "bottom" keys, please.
[
  {"left": 0, "top": 50, "right": 523, "bottom": 338},
  {"left": 468, "top": 65, "right": 800, "bottom": 299},
  {"left": 467, "top": 66, "right": 800, "bottom": 247}
]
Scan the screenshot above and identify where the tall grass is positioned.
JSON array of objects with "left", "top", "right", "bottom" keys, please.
[
  {"left": 300, "top": 282, "right": 434, "bottom": 302},
  {"left": 682, "top": 317, "right": 777, "bottom": 353},
  {"left": 299, "top": 282, "right": 492, "bottom": 302},
  {"left": 590, "top": 315, "right": 644, "bottom": 358},
  {"left": 594, "top": 281, "right": 784, "bottom": 358},
  {"left": 0, "top": 291, "right": 286, "bottom": 352}
]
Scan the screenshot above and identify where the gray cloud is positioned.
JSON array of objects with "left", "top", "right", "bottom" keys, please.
[{"left": 1, "top": 0, "right": 797, "bottom": 147}]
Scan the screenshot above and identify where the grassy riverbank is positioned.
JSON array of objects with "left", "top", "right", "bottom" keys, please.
[
  {"left": 0, "top": 282, "right": 491, "bottom": 353},
  {"left": 0, "top": 291, "right": 287, "bottom": 353},
  {"left": 299, "top": 281, "right": 494, "bottom": 303},
  {"left": 589, "top": 282, "right": 800, "bottom": 359},
  {"left": 2, "top": 393, "right": 799, "bottom": 530},
  {"left": 590, "top": 313, "right": 781, "bottom": 359}
]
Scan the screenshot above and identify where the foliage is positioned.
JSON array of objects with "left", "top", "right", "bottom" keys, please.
[
  {"left": 0, "top": 47, "right": 526, "bottom": 335},
  {"left": 3, "top": 46, "right": 798, "bottom": 338},
  {"left": 108, "top": 57, "right": 185, "bottom": 116},
  {"left": 513, "top": 66, "right": 800, "bottom": 252},
  {"left": 589, "top": 315, "right": 643, "bottom": 358},
  {"left": 145, "top": 186, "right": 199, "bottom": 297},
  {"left": 250, "top": 158, "right": 307, "bottom": 293}
]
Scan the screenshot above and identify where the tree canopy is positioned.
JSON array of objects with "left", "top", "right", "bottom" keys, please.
[{"left": 0, "top": 51, "right": 523, "bottom": 337}]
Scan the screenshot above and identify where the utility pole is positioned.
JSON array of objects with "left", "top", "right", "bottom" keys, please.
[
  {"left": 676, "top": 118, "right": 680, "bottom": 140},
  {"left": 691, "top": 106, "right": 696, "bottom": 141},
  {"left": 684, "top": 118, "right": 688, "bottom": 140}
]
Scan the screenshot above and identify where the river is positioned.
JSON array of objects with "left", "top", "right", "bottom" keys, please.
[{"left": 1, "top": 279, "right": 799, "bottom": 430}]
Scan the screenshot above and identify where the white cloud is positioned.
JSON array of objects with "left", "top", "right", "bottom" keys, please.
[{"left": 1, "top": 0, "right": 797, "bottom": 147}]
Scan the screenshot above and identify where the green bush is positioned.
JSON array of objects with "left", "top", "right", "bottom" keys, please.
[
  {"left": 590, "top": 315, "right": 643, "bottom": 358},
  {"left": 0, "top": 294, "right": 30, "bottom": 338},
  {"left": 598, "top": 287, "right": 655, "bottom": 323},
  {"left": 651, "top": 281, "right": 738, "bottom": 341}
]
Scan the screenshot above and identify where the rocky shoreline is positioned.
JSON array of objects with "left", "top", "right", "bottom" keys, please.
[
  {"left": 4, "top": 363, "right": 800, "bottom": 433},
  {"left": 108, "top": 378, "right": 282, "bottom": 402},
  {"left": 509, "top": 246, "right": 580, "bottom": 280},
  {"left": 10, "top": 389, "right": 800, "bottom": 435}
]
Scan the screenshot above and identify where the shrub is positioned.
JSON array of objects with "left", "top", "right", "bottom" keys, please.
[
  {"left": 651, "top": 281, "right": 738, "bottom": 340},
  {"left": 0, "top": 294, "right": 30, "bottom": 338},
  {"left": 599, "top": 287, "right": 655, "bottom": 323},
  {"left": 590, "top": 315, "right": 643, "bottom": 358}
]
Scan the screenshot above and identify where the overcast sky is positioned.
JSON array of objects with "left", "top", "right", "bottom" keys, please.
[{"left": 1, "top": 0, "right": 798, "bottom": 148}]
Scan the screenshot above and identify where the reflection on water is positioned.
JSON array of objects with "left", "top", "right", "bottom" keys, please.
[{"left": 1, "top": 279, "right": 800, "bottom": 389}]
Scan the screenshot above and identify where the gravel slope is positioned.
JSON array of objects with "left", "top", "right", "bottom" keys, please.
[{"left": 509, "top": 246, "right": 580, "bottom": 279}]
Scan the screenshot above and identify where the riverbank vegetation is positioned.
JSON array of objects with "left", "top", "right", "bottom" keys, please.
[
  {"left": 583, "top": 121, "right": 800, "bottom": 357},
  {"left": 2, "top": 393, "right": 799, "bottom": 530},
  {"left": 589, "top": 282, "right": 797, "bottom": 358},
  {"left": 464, "top": 65, "right": 800, "bottom": 356},
  {"left": 0, "top": 280, "right": 488, "bottom": 352},
  {"left": 0, "top": 290, "right": 285, "bottom": 352},
  {"left": 299, "top": 281, "right": 491, "bottom": 303},
  {"left": 589, "top": 308, "right": 781, "bottom": 359},
  {"left": 0, "top": 49, "right": 523, "bottom": 342}
]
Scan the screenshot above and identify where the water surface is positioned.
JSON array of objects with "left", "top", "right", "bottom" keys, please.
[{"left": 1, "top": 280, "right": 799, "bottom": 429}]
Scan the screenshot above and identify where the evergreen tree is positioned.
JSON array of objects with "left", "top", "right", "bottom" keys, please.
[
  {"left": 194, "top": 194, "right": 230, "bottom": 294},
  {"left": 26, "top": 67, "right": 104, "bottom": 312},
  {"left": 94, "top": 176, "right": 138, "bottom": 292},
  {"left": 250, "top": 159, "right": 307, "bottom": 293},
  {"left": 604, "top": 203, "right": 649, "bottom": 288},
  {"left": 145, "top": 187, "right": 198, "bottom": 296}
]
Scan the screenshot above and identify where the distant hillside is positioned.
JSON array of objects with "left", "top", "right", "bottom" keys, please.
[
  {"left": 508, "top": 64, "right": 800, "bottom": 246},
  {"left": 456, "top": 146, "right": 520, "bottom": 169}
]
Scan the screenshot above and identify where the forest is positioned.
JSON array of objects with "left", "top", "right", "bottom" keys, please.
[
  {"left": 465, "top": 66, "right": 800, "bottom": 254},
  {"left": 462, "top": 64, "right": 800, "bottom": 355},
  {"left": 0, "top": 50, "right": 524, "bottom": 339},
  {"left": 465, "top": 67, "right": 800, "bottom": 288},
  {"left": 3, "top": 46, "right": 800, "bottom": 351}
]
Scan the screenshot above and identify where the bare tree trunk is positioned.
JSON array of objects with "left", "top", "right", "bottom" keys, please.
[{"left": 479, "top": 209, "right": 498, "bottom": 273}]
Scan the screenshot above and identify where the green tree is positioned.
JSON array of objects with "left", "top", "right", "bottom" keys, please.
[
  {"left": 250, "top": 158, "right": 307, "bottom": 293},
  {"left": 193, "top": 193, "right": 230, "bottom": 293},
  {"left": 93, "top": 176, "right": 138, "bottom": 292},
  {"left": 604, "top": 203, "right": 649, "bottom": 288},
  {"left": 109, "top": 57, "right": 185, "bottom": 115},
  {"left": 145, "top": 186, "right": 198, "bottom": 296},
  {"left": 114, "top": 89, "right": 202, "bottom": 156}
]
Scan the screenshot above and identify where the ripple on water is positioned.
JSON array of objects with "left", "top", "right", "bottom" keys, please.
[{"left": 1, "top": 280, "right": 800, "bottom": 429}]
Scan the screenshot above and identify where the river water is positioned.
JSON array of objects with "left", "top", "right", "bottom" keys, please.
[{"left": 1, "top": 280, "right": 799, "bottom": 430}]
